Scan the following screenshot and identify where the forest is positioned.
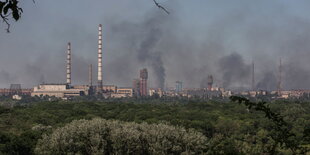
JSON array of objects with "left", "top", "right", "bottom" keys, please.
[{"left": 0, "top": 96, "right": 309, "bottom": 154}]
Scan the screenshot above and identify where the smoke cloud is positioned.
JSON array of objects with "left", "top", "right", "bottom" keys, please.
[
  {"left": 219, "top": 52, "right": 251, "bottom": 89},
  {"left": 1, "top": 1, "right": 310, "bottom": 91}
]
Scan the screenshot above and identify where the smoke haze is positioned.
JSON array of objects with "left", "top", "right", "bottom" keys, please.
[{"left": 0, "top": 0, "right": 310, "bottom": 91}]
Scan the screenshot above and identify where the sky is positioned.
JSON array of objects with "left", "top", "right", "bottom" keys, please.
[{"left": 1, "top": 0, "right": 310, "bottom": 90}]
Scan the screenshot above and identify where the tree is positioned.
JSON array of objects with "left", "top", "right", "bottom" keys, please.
[
  {"left": 35, "top": 118, "right": 208, "bottom": 154},
  {"left": 230, "top": 96, "right": 307, "bottom": 154}
]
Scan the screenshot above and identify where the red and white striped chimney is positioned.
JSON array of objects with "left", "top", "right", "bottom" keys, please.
[{"left": 98, "top": 24, "right": 103, "bottom": 92}]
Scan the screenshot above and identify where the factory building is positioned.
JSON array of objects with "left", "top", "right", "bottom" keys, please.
[
  {"left": 149, "top": 88, "right": 164, "bottom": 97},
  {"left": 31, "top": 41, "right": 90, "bottom": 99},
  {"left": 30, "top": 25, "right": 107, "bottom": 99},
  {"left": 0, "top": 84, "right": 32, "bottom": 96},
  {"left": 111, "top": 87, "right": 133, "bottom": 98},
  {"left": 117, "top": 87, "right": 133, "bottom": 96},
  {"left": 184, "top": 88, "right": 222, "bottom": 99},
  {"left": 95, "top": 85, "right": 117, "bottom": 93},
  {"left": 0, "top": 88, "right": 32, "bottom": 96},
  {"left": 31, "top": 84, "right": 87, "bottom": 99}
]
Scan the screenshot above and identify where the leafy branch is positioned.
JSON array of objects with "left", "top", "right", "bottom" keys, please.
[
  {"left": 0, "top": 0, "right": 166, "bottom": 33},
  {"left": 0, "top": 0, "right": 23, "bottom": 32},
  {"left": 153, "top": 0, "right": 169, "bottom": 14},
  {"left": 230, "top": 96, "right": 304, "bottom": 154}
]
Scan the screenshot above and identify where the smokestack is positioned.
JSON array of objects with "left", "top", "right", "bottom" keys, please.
[
  {"left": 66, "top": 42, "right": 71, "bottom": 85},
  {"left": 252, "top": 61, "right": 255, "bottom": 90},
  {"left": 89, "top": 64, "right": 92, "bottom": 86},
  {"left": 98, "top": 24, "right": 103, "bottom": 93},
  {"left": 277, "top": 58, "right": 282, "bottom": 95}
]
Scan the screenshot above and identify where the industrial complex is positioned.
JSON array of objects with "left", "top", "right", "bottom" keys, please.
[{"left": 0, "top": 24, "right": 309, "bottom": 100}]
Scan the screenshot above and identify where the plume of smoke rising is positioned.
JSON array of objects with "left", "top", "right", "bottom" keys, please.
[
  {"left": 0, "top": 70, "right": 16, "bottom": 87},
  {"left": 149, "top": 51, "right": 166, "bottom": 89},
  {"left": 284, "top": 62, "right": 310, "bottom": 90},
  {"left": 218, "top": 52, "right": 251, "bottom": 89},
  {"left": 256, "top": 71, "right": 277, "bottom": 91},
  {"left": 2, "top": 1, "right": 310, "bottom": 91},
  {"left": 137, "top": 28, "right": 166, "bottom": 89},
  {"left": 108, "top": 10, "right": 169, "bottom": 89},
  {"left": 200, "top": 76, "right": 209, "bottom": 88},
  {"left": 136, "top": 15, "right": 167, "bottom": 89}
]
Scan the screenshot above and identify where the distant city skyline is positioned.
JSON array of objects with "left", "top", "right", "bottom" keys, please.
[{"left": 1, "top": 0, "right": 310, "bottom": 90}]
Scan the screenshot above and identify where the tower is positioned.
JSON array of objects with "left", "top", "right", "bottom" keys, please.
[
  {"left": 97, "top": 24, "right": 103, "bottom": 94},
  {"left": 277, "top": 58, "right": 282, "bottom": 95},
  {"left": 139, "top": 68, "right": 148, "bottom": 96},
  {"left": 66, "top": 42, "right": 71, "bottom": 85},
  {"left": 252, "top": 61, "right": 255, "bottom": 90},
  {"left": 89, "top": 64, "right": 92, "bottom": 86}
]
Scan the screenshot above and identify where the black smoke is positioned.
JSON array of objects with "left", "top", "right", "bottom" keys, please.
[
  {"left": 2, "top": 1, "right": 310, "bottom": 91},
  {"left": 256, "top": 72, "right": 277, "bottom": 91},
  {"left": 219, "top": 52, "right": 251, "bottom": 89}
]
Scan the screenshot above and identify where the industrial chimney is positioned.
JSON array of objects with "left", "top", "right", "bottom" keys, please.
[
  {"left": 252, "top": 61, "right": 255, "bottom": 90},
  {"left": 277, "top": 58, "right": 282, "bottom": 96},
  {"left": 66, "top": 42, "right": 71, "bottom": 85},
  {"left": 97, "top": 24, "right": 103, "bottom": 93},
  {"left": 89, "top": 64, "right": 93, "bottom": 86}
]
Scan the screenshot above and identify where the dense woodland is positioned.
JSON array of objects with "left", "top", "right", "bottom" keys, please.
[{"left": 0, "top": 96, "right": 309, "bottom": 154}]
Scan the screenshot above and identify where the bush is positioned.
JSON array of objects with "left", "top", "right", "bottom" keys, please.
[{"left": 35, "top": 118, "right": 208, "bottom": 155}]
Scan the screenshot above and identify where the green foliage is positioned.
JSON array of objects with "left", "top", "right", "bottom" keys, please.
[
  {"left": 230, "top": 96, "right": 307, "bottom": 154},
  {"left": 0, "top": 130, "right": 41, "bottom": 155},
  {"left": 35, "top": 118, "right": 207, "bottom": 155},
  {"left": 0, "top": 98, "right": 308, "bottom": 154}
]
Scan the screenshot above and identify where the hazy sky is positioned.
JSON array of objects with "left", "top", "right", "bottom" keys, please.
[{"left": 1, "top": 0, "right": 310, "bottom": 90}]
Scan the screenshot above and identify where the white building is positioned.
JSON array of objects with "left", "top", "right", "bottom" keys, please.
[{"left": 31, "top": 84, "right": 88, "bottom": 99}]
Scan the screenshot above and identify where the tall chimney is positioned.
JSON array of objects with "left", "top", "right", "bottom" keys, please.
[
  {"left": 66, "top": 42, "right": 71, "bottom": 85},
  {"left": 277, "top": 58, "right": 282, "bottom": 95},
  {"left": 89, "top": 64, "right": 92, "bottom": 86},
  {"left": 252, "top": 61, "right": 255, "bottom": 90},
  {"left": 98, "top": 24, "right": 103, "bottom": 93}
]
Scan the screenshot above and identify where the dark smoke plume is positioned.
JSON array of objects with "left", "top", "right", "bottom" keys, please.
[
  {"left": 136, "top": 26, "right": 166, "bottom": 89},
  {"left": 219, "top": 52, "right": 251, "bottom": 89},
  {"left": 256, "top": 71, "right": 277, "bottom": 91},
  {"left": 2, "top": 1, "right": 310, "bottom": 91}
]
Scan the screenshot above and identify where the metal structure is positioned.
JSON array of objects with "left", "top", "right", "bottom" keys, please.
[
  {"left": 89, "top": 64, "right": 93, "bottom": 86},
  {"left": 66, "top": 42, "right": 71, "bottom": 85},
  {"left": 98, "top": 24, "right": 103, "bottom": 94},
  {"left": 139, "top": 68, "right": 148, "bottom": 96},
  {"left": 277, "top": 58, "right": 282, "bottom": 95},
  {"left": 252, "top": 61, "right": 255, "bottom": 90}
]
